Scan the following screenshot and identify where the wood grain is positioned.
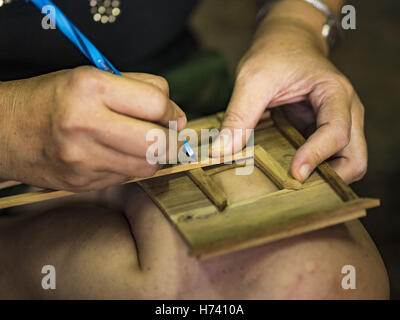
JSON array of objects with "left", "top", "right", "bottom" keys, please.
[
  {"left": 254, "top": 145, "right": 302, "bottom": 190},
  {"left": 186, "top": 168, "right": 228, "bottom": 210},
  {"left": 0, "top": 152, "right": 252, "bottom": 210},
  {"left": 271, "top": 108, "right": 358, "bottom": 201},
  {"left": 0, "top": 181, "right": 22, "bottom": 190},
  {"left": 138, "top": 111, "right": 379, "bottom": 259}
]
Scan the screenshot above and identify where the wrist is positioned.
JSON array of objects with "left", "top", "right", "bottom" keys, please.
[
  {"left": 0, "top": 82, "right": 14, "bottom": 180},
  {"left": 257, "top": 0, "right": 340, "bottom": 56},
  {"left": 0, "top": 80, "right": 31, "bottom": 181}
]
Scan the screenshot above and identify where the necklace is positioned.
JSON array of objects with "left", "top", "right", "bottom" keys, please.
[
  {"left": 90, "top": 0, "right": 121, "bottom": 24},
  {"left": 0, "top": 0, "right": 12, "bottom": 7},
  {"left": 0, "top": 0, "right": 122, "bottom": 24}
]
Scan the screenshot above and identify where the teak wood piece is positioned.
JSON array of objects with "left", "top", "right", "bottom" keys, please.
[
  {"left": 271, "top": 109, "right": 358, "bottom": 201},
  {"left": 135, "top": 109, "right": 379, "bottom": 259},
  {"left": 0, "top": 152, "right": 252, "bottom": 210},
  {"left": 186, "top": 168, "right": 228, "bottom": 211},
  {"left": 254, "top": 145, "right": 302, "bottom": 190},
  {"left": 0, "top": 109, "right": 379, "bottom": 260}
]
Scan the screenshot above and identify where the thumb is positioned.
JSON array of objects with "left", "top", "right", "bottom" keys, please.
[{"left": 213, "top": 78, "right": 272, "bottom": 156}]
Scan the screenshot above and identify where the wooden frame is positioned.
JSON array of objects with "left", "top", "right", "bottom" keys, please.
[
  {"left": 137, "top": 109, "right": 379, "bottom": 259},
  {"left": 0, "top": 109, "right": 379, "bottom": 259}
]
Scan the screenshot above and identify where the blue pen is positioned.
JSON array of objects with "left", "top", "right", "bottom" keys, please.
[{"left": 26, "top": 0, "right": 195, "bottom": 160}]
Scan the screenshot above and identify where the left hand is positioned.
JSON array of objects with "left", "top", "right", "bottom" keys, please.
[{"left": 218, "top": 18, "right": 367, "bottom": 184}]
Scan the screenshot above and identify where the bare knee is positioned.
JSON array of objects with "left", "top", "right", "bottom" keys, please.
[{"left": 254, "top": 221, "right": 389, "bottom": 299}]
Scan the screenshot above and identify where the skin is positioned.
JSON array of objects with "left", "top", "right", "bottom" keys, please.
[
  {"left": 217, "top": 0, "right": 367, "bottom": 184},
  {"left": 0, "top": 0, "right": 384, "bottom": 299},
  {"left": 0, "top": 68, "right": 186, "bottom": 191},
  {"left": 0, "top": 167, "right": 389, "bottom": 299},
  {"left": 1, "top": 0, "right": 365, "bottom": 190}
]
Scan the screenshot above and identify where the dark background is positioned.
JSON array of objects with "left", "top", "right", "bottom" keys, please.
[{"left": 190, "top": 0, "right": 400, "bottom": 298}]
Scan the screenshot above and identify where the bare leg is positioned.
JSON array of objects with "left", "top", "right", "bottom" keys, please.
[{"left": 0, "top": 168, "right": 389, "bottom": 299}]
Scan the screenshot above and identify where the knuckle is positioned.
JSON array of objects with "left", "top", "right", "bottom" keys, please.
[
  {"left": 153, "top": 76, "right": 169, "bottom": 94},
  {"left": 138, "top": 163, "right": 159, "bottom": 177},
  {"left": 310, "top": 149, "right": 323, "bottom": 167},
  {"left": 67, "top": 66, "right": 103, "bottom": 95},
  {"left": 64, "top": 174, "right": 91, "bottom": 189},
  {"left": 223, "top": 110, "right": 246, "bottom": 127},
  {"left": 336, "top": 74, "right": 354, "bottom": 98},
  {"left": 58, "top": 109, "right": 80, "bottom": 132},
  {"left": 57, "top": 107, "right": 95, "bottom": 134},
  {"left": 353, "top": 158, "right": 368, "bottom": 181},
  {"left": 335, "top": 129, "right": 351, "bottom": 149},
  {"left": 152, "top": 91, "right": 170, "bottom": 119},
  {"left": 58, "top": 143, "right": 85, "bottom": 165},
  {"left": 332, "top": 121, "right": 351, "bottom": 148}
]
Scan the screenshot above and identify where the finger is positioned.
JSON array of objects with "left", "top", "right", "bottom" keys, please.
[
  {"left": 122, "top": 73, "right": 170, "bottom": 96},
  {"left": 290, "top": 81, "right": 353, "bottom": 182},
  {"left": 91, "top": 108, "right": 175, "bottom": 161},
  {"left": 328, "top": 96, "right": 367, "bottom": 184},
  {"left": 93, "top": 144, "right": 160, "bottom": 178},
  {"left": 98, "top": 71, "right": 186, "bottom": 129},
  {"left": 86, "top": 173, "right": 133, "bottom": 191},
  {"left": 121, "top": 73, "right": 187, "bottom": 130},
  {"left": 214, "top": 76, "right": 274, "bottom": 155}
]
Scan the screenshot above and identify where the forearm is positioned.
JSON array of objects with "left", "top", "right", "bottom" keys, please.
[
  {"left": 255, "top": 0, "right": 344, "bottom": 56},
  {"left": 0, "top": 81, "right": 19, "bottom": 181},
  {"left": 0, "top": 78, "right": 39, "bottom": 182}
]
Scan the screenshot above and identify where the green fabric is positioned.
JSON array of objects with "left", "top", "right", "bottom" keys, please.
[{"left": 162, "top": 50, "right": 233, "bottom": 120}]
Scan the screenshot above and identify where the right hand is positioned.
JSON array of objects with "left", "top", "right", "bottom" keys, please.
[{"left": 0, "top": 66, "right": 186, "bottom": 191}]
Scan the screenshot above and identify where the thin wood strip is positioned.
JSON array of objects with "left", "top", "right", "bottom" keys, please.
[
  {"left": 255, "top": 118, "right": 274, "bottom": 131},
  {"left": 190, "top": 198, "right": 379, "bottom": 259},
  {"left": 254, "top": 145, "right": 302, "bottom": 190},
  {"left": 271, "top": 108, "right": 358, "bottom": 201},
  {"left": 204, "top": 162, "right": 247, "bottom": 176},
  {"left": 0, "top": 181, "right": 22, "bottom": 190},
  {"left": 0, "top": 189, "right": 75, "bottom": 210},
  {"left": 186, "top": 168, "right": 228, "bottom": 211},
  {"left": 0, "top": 152, "right": 252, "bottom": 210}
]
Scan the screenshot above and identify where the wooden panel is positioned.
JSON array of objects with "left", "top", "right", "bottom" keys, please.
[
  {"left": 271, "top": 108, "right": 358, "bottom": 201},
  {"left": 138, "top": 174, "right": 217, "bottom": 223},
  {"left": 254, "top": 145, "right": 302, "bottom": 190},
  {"left": 1, "top": 110, "right": 379, "bottom": 261},
  {"left": 137, "top": 111, "right": 378, "bottom": 259},
  {"left": 179, "top": 183, "right": 378, "bottom": 259},
  {"left": 186, "top": 168, "right": 228, "bottom": 210},
  {"left": 254, "top": 125, "right": 322, "bottom": 184}
]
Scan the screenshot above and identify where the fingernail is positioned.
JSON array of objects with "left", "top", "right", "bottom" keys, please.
[
  {"left": 298, "top": 163, "right": 311, "bottom": 181},
  {"left": 177, "top": 116, "right": 186, "bottom": 131}
]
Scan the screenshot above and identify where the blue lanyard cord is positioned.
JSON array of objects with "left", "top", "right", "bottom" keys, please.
[
  {"left": 26, "top": 0, "right": 195, "bottom": 159},
  {"left": 26, "top": 0, "right": 121, "bottom": 75}
]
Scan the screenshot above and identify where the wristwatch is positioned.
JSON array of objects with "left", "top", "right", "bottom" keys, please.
[{"left": 257, "top": 0, "right": 342, "bottom": 51}]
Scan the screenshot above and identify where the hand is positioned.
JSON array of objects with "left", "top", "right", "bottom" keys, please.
[
  {"left": 219, "top": 18, "right": 367, "bottom": 184},
  {"left": 0, "top": 66, "right": 186, "bottom": 191}
]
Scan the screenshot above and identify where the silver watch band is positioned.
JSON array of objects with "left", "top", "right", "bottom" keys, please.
[
  {"left": 301, "top": 0, "right": 341, "bottom": 50},
  {"left": 302, "top": 0, "right": 333, "bottom": 18}
]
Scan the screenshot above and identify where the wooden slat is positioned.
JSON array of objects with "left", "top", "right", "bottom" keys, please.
[
  {"left": 138, "top": 175, "right": 218, "bottom": 223},
  {"left": 132, "top": 113, "right": 379, "bottom": 259},
  {"left": 186, "top": 168, "right": 228, "bottom": 210},
  {"left": 204, "top": 162, "right": 246, "bottom": 176},
  {"left": 271, "top": 108, "right": 358, "bottom": 201},
  {"left": 0, "top": 180, "right": 22, "bottom": 190},
  {"left": 254, "top": 145, "right": 302, "bottom": 190},
  {"left": 0, "top": 152, "right": 252, "bottom": 210},
  {"left": 184, "top": 188, "right": 379, "bottom": 259}
]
